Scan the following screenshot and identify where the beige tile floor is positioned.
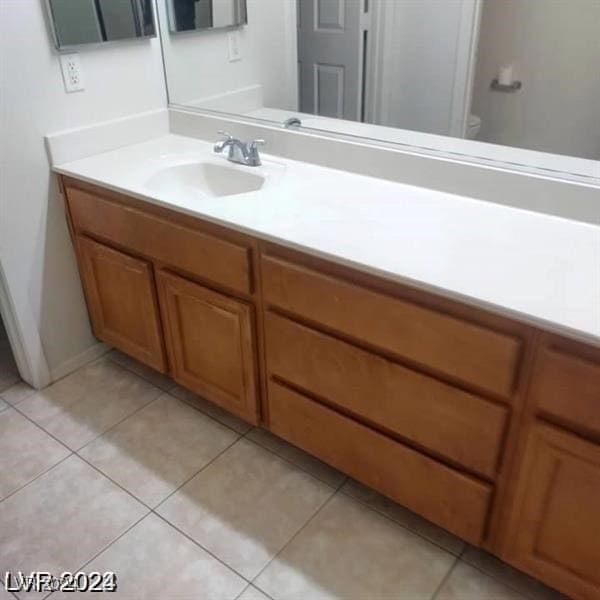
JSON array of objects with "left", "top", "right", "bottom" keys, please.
[{"left": 0, "top": 352, "right": 565, "bottom": 600}]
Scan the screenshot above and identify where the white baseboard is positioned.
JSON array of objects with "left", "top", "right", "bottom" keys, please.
[{"left": 49, "top": 342, "right": 109, "bottom": 383}]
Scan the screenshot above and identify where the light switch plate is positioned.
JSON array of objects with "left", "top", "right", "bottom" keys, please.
[
  {"left": 228, "top": 31, "right": 242, "bottom": 62},
  {"left": 59, "top": 53, "right": 85, "bottom": 93}
]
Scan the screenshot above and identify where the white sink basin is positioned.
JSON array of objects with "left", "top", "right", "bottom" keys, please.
[{"left": 144, "top": 161, "right": 267, "bottom": 198}]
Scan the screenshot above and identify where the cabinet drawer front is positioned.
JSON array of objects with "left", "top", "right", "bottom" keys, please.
[
  {"left": 509, "top": 424, "right": 600, "bottom": 599},
  {"left": 268, "top": 380, "right": 492, "bottom": 544},
  {"left": 262, "top": 255, "right": 522, "bottom": 399},
  {"left": 77, "top": 236, "right": 166, "bottom": 372},
  {"left": 531, "top": 343, "right": 600, "bottom": 439},
  {"left": 67, "top": 185, "right": 252, "bottom": 293},
  {"left": 266, "top": 313, "right": 507, "bottom": 478},
  {"left": 156, "top": 271, "right": 258, "bottom": 424}
]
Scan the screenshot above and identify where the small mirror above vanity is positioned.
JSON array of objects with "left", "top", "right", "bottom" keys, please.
[{"left": 46, "top": 0, "right": 157, "bottom": 48}]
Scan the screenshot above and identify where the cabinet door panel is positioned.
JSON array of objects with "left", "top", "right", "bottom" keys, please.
[
  {"left": 509, "top": 424, "right": 600, "bottom": 599},
  {"left": 157, "top": 270, "right": 258, "bottom": 423},
  {"left": 77, "top": 236, "right": 166, "bottom": 372}
]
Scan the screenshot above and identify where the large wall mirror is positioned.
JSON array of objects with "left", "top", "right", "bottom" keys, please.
[
  {"left": 47, "top": 0, "right": 156, "bottom": 48},
  {"left": 158, "top": 0, "right": 599, "bottom": 178}
]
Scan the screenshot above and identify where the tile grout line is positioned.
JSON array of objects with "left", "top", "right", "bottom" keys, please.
[
  {"left": 0, "top": 451, "right": 74, "bottom": 506},
  {"left": 106, "top": 353, "right": 177, "bottom": 394},
  {"left": 109, "top": 353, "right": 349, "bottom": 490},
  {"left": 457, "top": 557, "right": 553, "bottom": 600},
  {"left": 74, "top": 453, "right": 158, "bottom": 513},
  {"left": 0, "top": 383, "right": 36, "bottom": 407},
  {"left": 234, "top": 583, "right": 276, "bottom": 600},
  {"left": 151, "top": 511, "right": 254, "bottom": 584},
  {"left": 240, "top": 430, "right": 347, "bottom": 489},
  {"left": 74, "top": 426, "right": 244, "bottom": 515},
  {"left": 3, "top": 422, "right": 249, "bottom": 595},
  {"left": 2, "top": 350, "right": 107, "bottom": 407},
  {"left": 172, "top": 392, "right": 251, "bottom": 436},
  {"left": 151, "top": 433, "right": 243, "bottom": 510},
  {"left": 337, "top": 484, "right": 465, "bottom": 558},
  {"left": 42, "top": 510, "right": 152, "bottom": 600},
  {"left": 55, "top": 419, "right": 344, "bottom": 593},
  {"left": 248, "top": 486, "right": 340, "bottom": 592},
  {"left": 4, "top": 374, "right": 166, "bottom": 510},
  {"left": 9, "top": 362, "right": 165, "bottom": 457},
  {"left": 232, "top": 583, "right": 252, "bottom": 600},
  {"left": 430, "top": 555, "right": 460, "bottom": 600}
]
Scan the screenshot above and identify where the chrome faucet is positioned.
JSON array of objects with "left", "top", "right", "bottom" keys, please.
[
  {"left": 283, "top": 117, "right": 302, "bottom": 129},
  {"left": 214, "top": 131, "right": 265, "bottom": 167}
]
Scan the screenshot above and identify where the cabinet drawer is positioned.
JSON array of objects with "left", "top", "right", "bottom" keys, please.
[
  {"left": 262, "top": 255, "right": 522, "bottom": 398},
  {"left": 268, "top": 380, "right": 492, "bottom": 544},
  {"left": 67, "top": 185, "right": 252, "bottom": 293},
  {"left": 266, "top": 312, "right": 507, "bottom": 478},
  {"left": 530, "top": 342, "right": 600, "bottom": 439}
]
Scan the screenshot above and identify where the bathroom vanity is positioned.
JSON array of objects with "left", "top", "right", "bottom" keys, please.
[{"left": 55, "top": 135, "right": 599, "bottom": 600}]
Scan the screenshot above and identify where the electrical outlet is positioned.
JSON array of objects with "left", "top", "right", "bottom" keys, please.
[
  {"left": 228, "top": 31, "right": 242, "bottom": 62},
  {"left": 59, "top": 53, "right": 85, "bottom": 93}
]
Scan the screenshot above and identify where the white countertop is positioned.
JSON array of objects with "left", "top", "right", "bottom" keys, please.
[{"left": 53, "top": 134, "right": 600, "bottom": 344}]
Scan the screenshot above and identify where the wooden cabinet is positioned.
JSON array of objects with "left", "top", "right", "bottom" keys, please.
[
  {"left": 76, "top": 236, "right": 166, "bottom": 372},
  {"left": 507, "top": 425, "right": 600, "bottom": 599},
  {"left": 63, "top": 177, "right": 600, "bottom": 598},
  {"left": 156, "top": 270, "right": 258, "bottom": 423}
]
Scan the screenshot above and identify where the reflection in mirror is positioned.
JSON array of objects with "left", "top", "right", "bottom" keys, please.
[
  {"left": 159, "top": 0, "right": 600, "bottom": 164},
  {"left": 168, "top": 0, "right": 247, "bottom": 32},
  {"left": 46, "top": 0, "right": 156, "bottom": 48}
]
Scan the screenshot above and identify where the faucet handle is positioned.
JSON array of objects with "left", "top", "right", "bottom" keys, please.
[
  {"left": 246, "top": 139, "right": 265, "bottom": 166},
  {"left": 214, "top": 131, "right": 234, "bottom": 154}
]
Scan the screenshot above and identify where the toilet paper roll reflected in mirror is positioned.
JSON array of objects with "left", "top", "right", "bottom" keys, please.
[{"left": 498, "top": 65, "right": 513, "bottom": 86}]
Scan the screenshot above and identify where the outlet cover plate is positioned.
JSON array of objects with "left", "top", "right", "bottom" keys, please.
[
  {"left": 59, "top": 53, "right": 85, "bottom": 93},
  {"left": 228, "top": 31, "right": 242, "bottom": 62}
]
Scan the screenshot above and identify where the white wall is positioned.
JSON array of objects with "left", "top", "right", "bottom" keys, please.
[
  {"left": 0, "top": 0, "right": 167, "bottom": 384},
  {"left": 160, "top": 0, "right": 297, "bottom": 111},
  {"left": 372, "top": 0, "right": 480, "bottom": 137},
  {"left": 472, "top": 0, "right": 600, "bottom": 160}
]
